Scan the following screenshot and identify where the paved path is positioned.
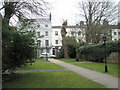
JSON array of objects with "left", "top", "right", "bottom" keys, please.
[
  {"left": 48, "top": 59, "right": 119, "bottom": 88},
  {"left": 15, "top": 69, "right": 68, "bottom": 73}
]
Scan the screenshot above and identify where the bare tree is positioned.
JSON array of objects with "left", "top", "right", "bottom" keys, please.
[
  {"left": 0, "top": 0, "right": 50, "bottom": 25},
  {"left": 78, "top": 1, "right": 118, "bottom": 44}
]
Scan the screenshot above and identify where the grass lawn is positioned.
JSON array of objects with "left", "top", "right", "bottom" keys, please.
[
  {"left": 73, "top": 62, "right": 119, "bottom": 77},
  {"left": 58, "top": 58, "right": 76, "bottom": 63},
  {"left": 32, "top": 58, "right": 49, "bottom": 63},
  {"left": 17, "top": 63, "right": 65, "bottom": 70},
  {"left": 59, "top": 58, "right": 119, "bottom": 77},
  {"left": 17, "top": 59, "right": 65, "bottom": 71},
  {"left": 3, "top": 71, "right": 107, "bottom": 88}
]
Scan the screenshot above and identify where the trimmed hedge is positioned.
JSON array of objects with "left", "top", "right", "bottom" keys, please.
[{"left": 77, "top": 40, "right": 119, "bottom": 62}]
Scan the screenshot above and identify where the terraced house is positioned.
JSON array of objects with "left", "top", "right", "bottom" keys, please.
[
  {"left": 35, "top": 18, "right": 85, "bottom": 58},
  {"left": 17, "top": 15, "right": 119, "bottom": 58}
]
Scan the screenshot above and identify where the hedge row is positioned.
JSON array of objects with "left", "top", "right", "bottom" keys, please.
[{"left": 77, "top": 40, "right": 119, "bottom": 62}]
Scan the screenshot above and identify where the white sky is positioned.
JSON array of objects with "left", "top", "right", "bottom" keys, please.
[
  {"left": 47, "top": 0, "right": 120, "bottom": 26},
  {"left": 47, "top": 0, "right": 79, "bottom": 26}
]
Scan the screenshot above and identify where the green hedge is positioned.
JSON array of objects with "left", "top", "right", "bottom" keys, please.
[
  {"left": 59, "top": 44, "right": 76, "bottom": 58},
  {"left": 77, "top": 40, "right": 119, "bottom": 62}
]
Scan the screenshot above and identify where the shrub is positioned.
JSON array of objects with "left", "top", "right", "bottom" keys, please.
[
  {"left": 2, "top": 18, "right": 36, "bottom": 75},
  {"left": 59, "top": 40, "right": 86, "bottom": 59},
  {"left": 59, "top": 44, "right": 76, "bottom": 58},
  {"left": 59, "top": 46, "right": 64, "bottom": 58},
  {"left": 77, "top": 40, "right": 119, "bottom": 62},
  {"left": 68, "top": 44, "right": 76, "bottom": 58}
]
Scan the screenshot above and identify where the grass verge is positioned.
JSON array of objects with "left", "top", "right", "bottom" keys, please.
[
  {"left": 58, "top": 59, "right": 119, "bottom": 77},
  {"left": 17, "top": 59, "right": 64, "bottom": 71},
  {"left": 3, "top": 71, "right": 107, "bottom": 88},
  {"left": 32, "top": 58, "right": 49, "bottom": 63},
  {"left": 17, "top": 63, "right": 65, "bottom": 70},
  {"left": 73, "top": 62, "right": 119, "bottom": 77},
  {"left": 58, "top": 59, "right": 76, "bottom": 63}
]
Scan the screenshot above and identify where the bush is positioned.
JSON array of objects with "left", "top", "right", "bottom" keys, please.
[
  {"left": 59, "top": 41, "right": 86, "bottom": 59},
  {"left": 77, "top": 40, "right": 119, "bottom": 62},
  {"left": 59, "top": 44, "right": 76, "bottom": 58},
  {"left": 59, "top": 47, "right": 64, "bottom": 58},
  {"left": 2, "top": 18, "right": 35, "bottom": 76},
  {"left": 68, "top": 44, "right": 76, "bottom": 58}
]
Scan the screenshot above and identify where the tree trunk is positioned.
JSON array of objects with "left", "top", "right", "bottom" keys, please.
[
  {"left": 62, "top": 38, "right": 69, "bottom": 59},
  {"left": 61, "top": 20, "right": 69, "bottom": 59},
  {"left": 4, "top": 2, "right": 15, "bottom": 25}
]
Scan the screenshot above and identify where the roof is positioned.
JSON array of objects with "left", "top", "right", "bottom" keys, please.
[
  {"left": 52, "top": 26, "right": 80, "bottom": 29},
  {"left": 20, "top": 18, "right": 51, "bottom": 23},
  {"left": 52, "top": 25, "right": 119, "bottom": 29},
  {"left": 36, "top": 18, "right": 50, "bottom": 22}
]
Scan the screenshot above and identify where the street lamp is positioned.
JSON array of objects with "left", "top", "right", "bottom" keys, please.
[
  {"left": 46, "top": 46, "right": 48, "bottom": 61},
  {"left": 102, "top": 35, "right": 108, "bottom": 72}
]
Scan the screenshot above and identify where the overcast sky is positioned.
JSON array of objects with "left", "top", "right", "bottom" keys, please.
[
  {"left": 0, "top": 0, "right": 119, "bottom": 26},
  {"left": 47, "top": 0, "right": 119, "bottom": 26},
  {"left": 47, "top": 0, "right": 79, "bottom": 26}
]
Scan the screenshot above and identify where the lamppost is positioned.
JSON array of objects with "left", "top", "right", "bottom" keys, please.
[
  {"left": 46, "top": 46, "right": 48, "bottom": 61},
  {"left": 102, "top": 35, "right": 108, "bottom": 72}
]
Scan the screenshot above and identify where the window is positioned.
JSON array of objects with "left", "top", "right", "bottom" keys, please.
[
  {"left": 37, "top": 25, "right": 40, "bottom": 28},
  {"left": 47, "top": 49, "right": 49, "bottom": 53},
  {"left": 78, "top": 31, "right": 81, "bottom": 35},
  {"left": 45, "top": 31, "right": 48, "bottom": 36},
  {"left": 52, "top": 48, "right": 55, "bottom": 55},
  {"left": 78, "top": 39, "right": 81, "bottom": 42},
  {"left": 41, "top": 49, "right": 43, "bottom": 54},
  {"left": 37, "top": 40, "right": 41, "bottom": 45},
  {"left": 118, "top": 32, "right": 120, "bottom": 35},
  {"left": 45, "top": 40, "right": 49, "bottom": 46},
  {"left": 71, "top": 31, "right": 74, "bottom": 35},
  {"left": 114, "top": 32, "right": 117, "bottom": 35},
  {"left": 114, "top": 39, "right": 117, "bottom": 41},
  {"left": 37, "top": 32, "right": 40, "bottom": 37},
  {"left": 45, "top": 25, "right": 48, "bottom": 27},
  {"left": 55, "top": 31, "right": 58, "bottom": 35},
  {"left": 55, "top": 40, "right": 58, "bottom": 44}
]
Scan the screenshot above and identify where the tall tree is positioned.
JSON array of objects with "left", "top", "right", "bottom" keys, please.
[
  {"left": 78, "top": 1, "right": 118, "bottom": 44},
  {"left": 2, "top": 18, "right": 35, "bottom": 75},
  {"left": 61, "top": 20, "right": 69, "bottom": 59},
  {"left": 0, "top": 0, "right": 49, "bottom": 25}
]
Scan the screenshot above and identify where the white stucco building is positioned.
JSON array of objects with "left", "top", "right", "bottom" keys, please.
[
  {"left": 35, "top": 21, "right": 86, "bottom": 57},
  {"left": 17, "top": 18, "right": 119, "bottom": 58},
  {"left": 111, "top": 29, "right": 120, "bottom": 41},
  {"left": 52, "top": 25, "right": 86, "bottom": 44}
]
